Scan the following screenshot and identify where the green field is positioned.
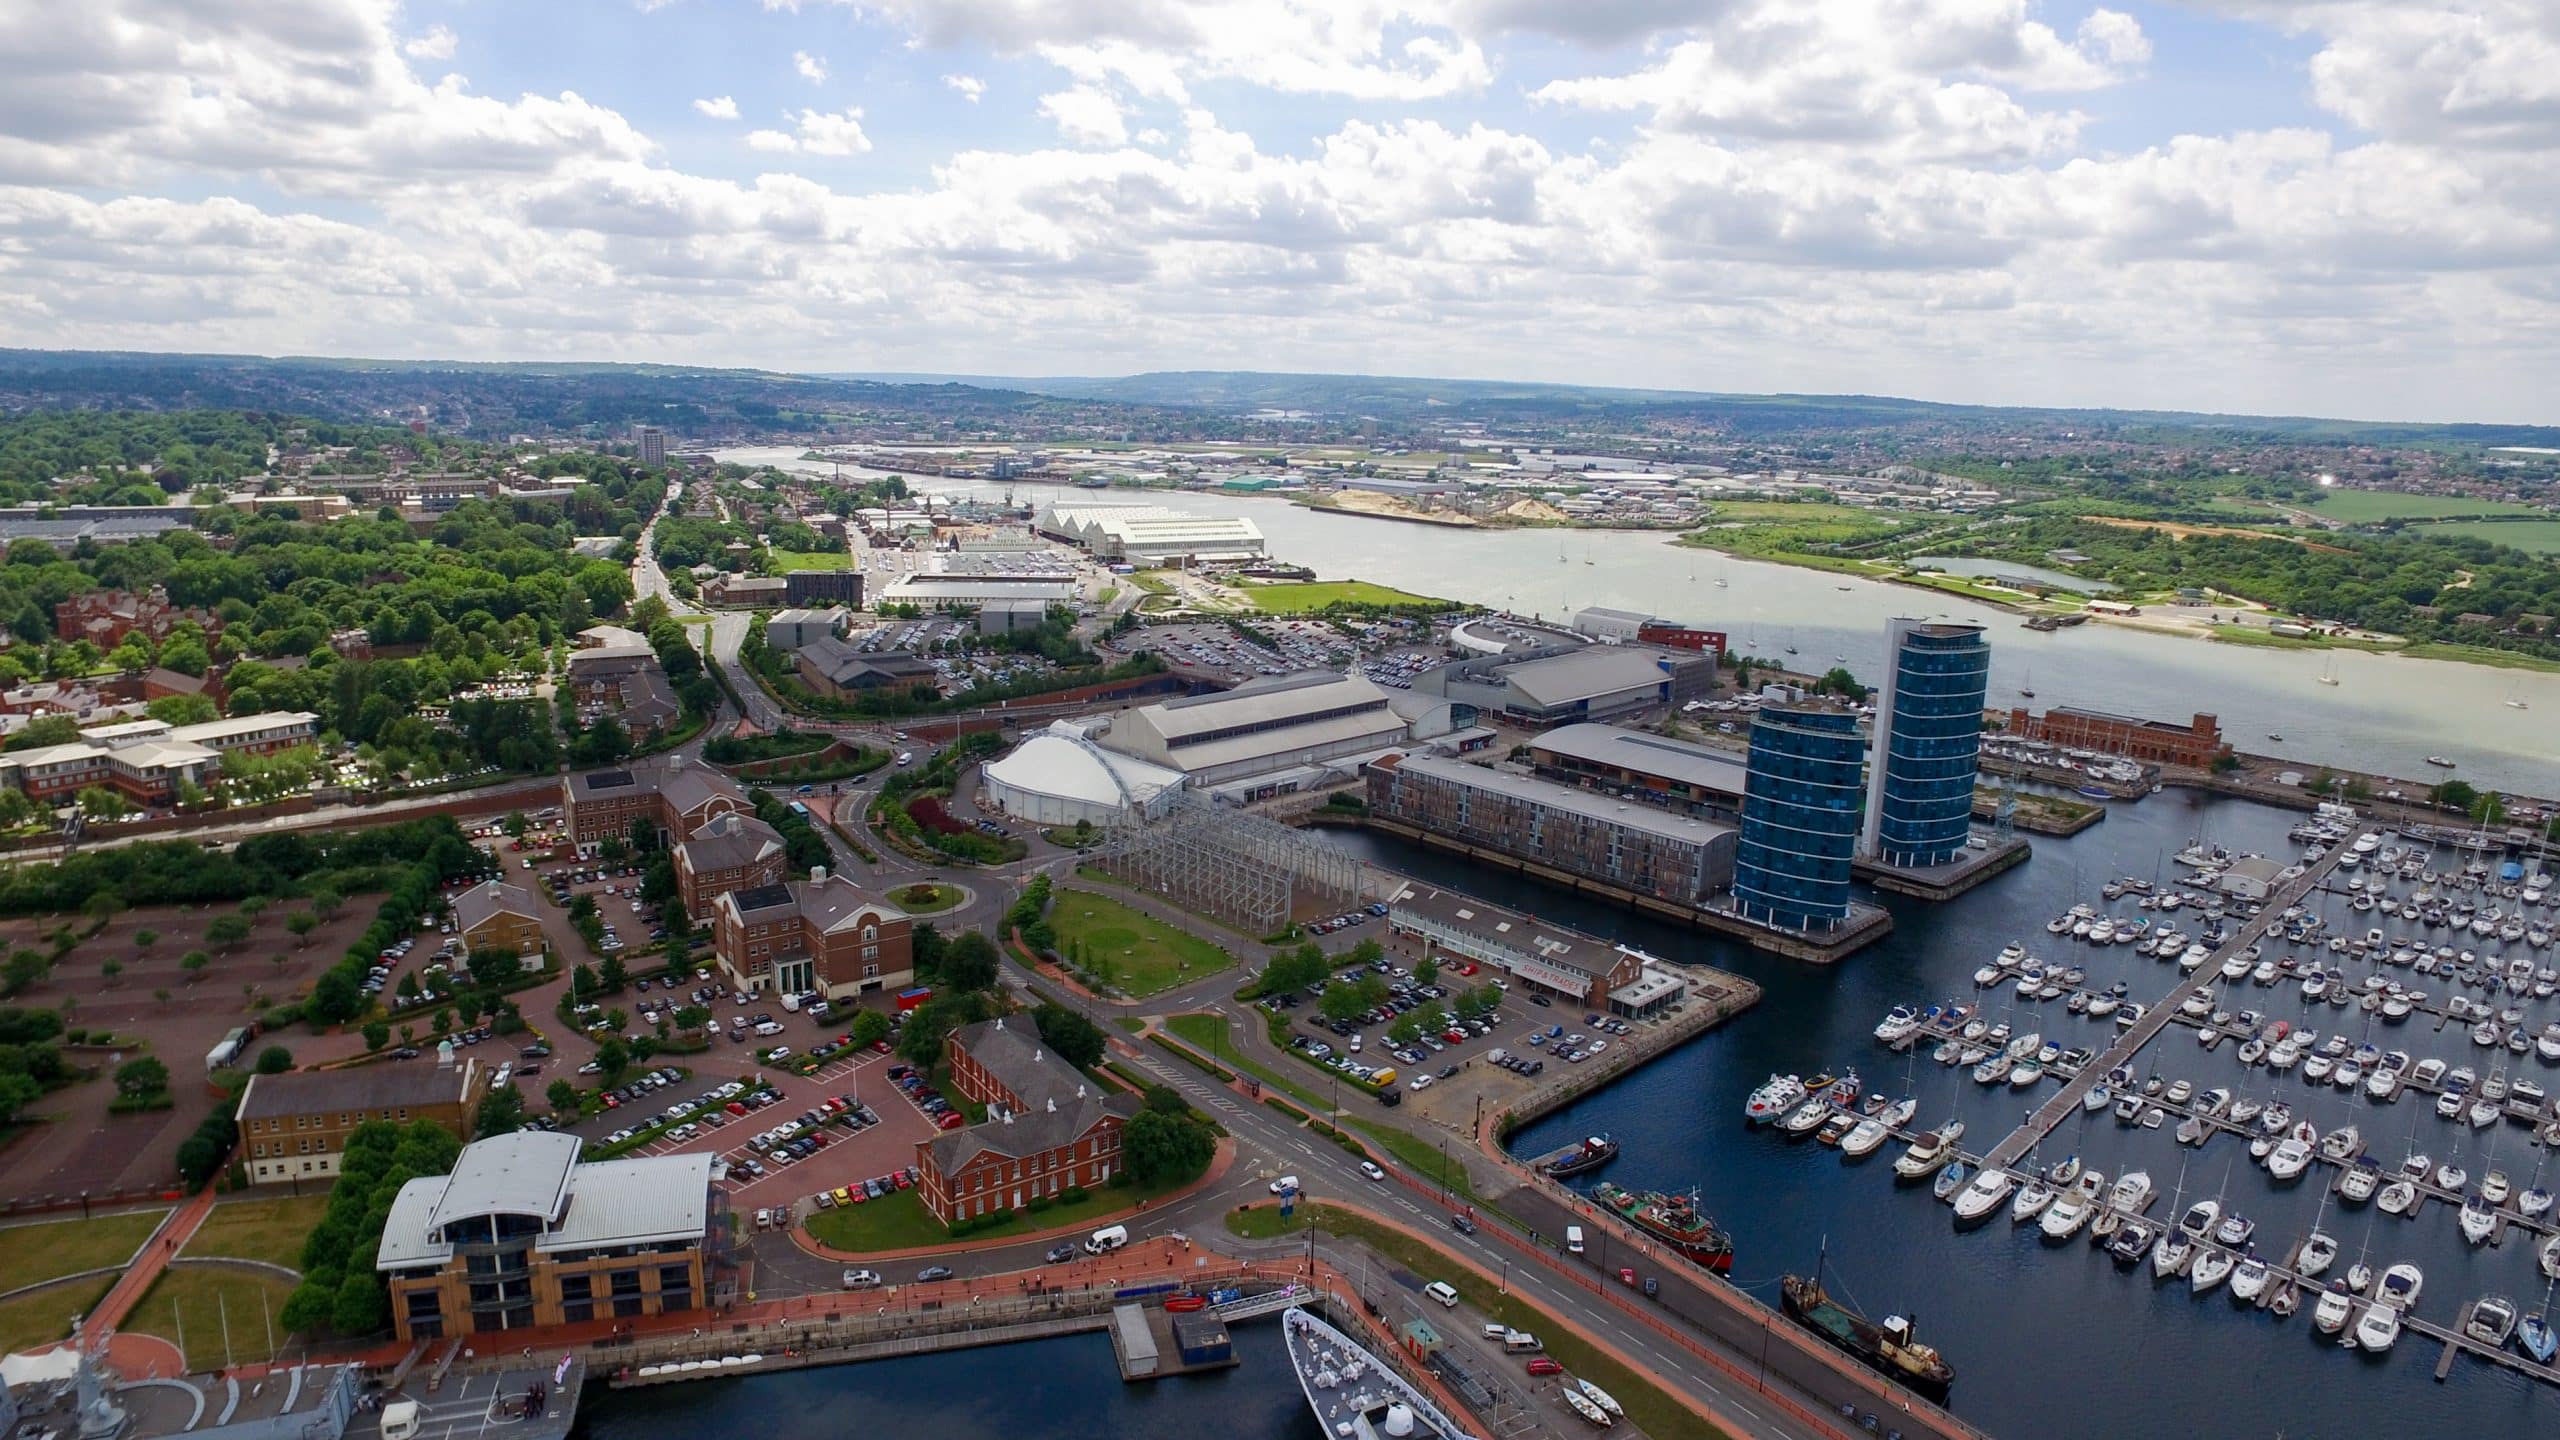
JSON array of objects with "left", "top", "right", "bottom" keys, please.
[
  {"left": 126, "top": 1267, "right": 300, "bottom": 1370},
  {"left": 1049, "top": 889, "right": 1236, "bottom": 997},
  {"left": 1237, "top": 580, "right": 1449, "bottom": 613},
  {"left": 765, "top": 549, "right": 856, "bottom": 571},
  {"left": 0, "top": 1275, "right": 113, "bottom": 1357},
  {"left": 2307, "top": 490, "right": 2546, "bottom": 523},
  {"left": 0, "top": 1209, "right": 168, "bottom": 1291},
  {"left": 802, "top": 1175, "right": 1186, "bottom": 1253},
  {"left": 2431, "top": 520, "right": 2560, "bottom": 555},
  {"left": 1223, "top": 1204, "right": 1729, "bottom": 1440},
  {"left": 185, "top": 1195, "right": 328, "bottom": 1270},
  {"left": 887, "top": 882, "right": 964, "bottom": 915}
]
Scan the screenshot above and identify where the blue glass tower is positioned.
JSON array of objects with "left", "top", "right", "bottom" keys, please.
[
  {"left": 1733, "top": 701, "right": 1865, "bottom": 931},
  {"left": 1861, "top": 620, "right": 1989, "bottom": 868}
]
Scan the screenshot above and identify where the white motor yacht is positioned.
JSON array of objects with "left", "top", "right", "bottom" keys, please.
[
  {"left": 1782, "top": 1099, "right": 1832, "bottom": 1134},
  {"left": 2354, "top": 1300, "right": 2403, "bottom": 1351},
  {"left": 1893, "top": 1125, "right": 1964, "bottom": 1178},
  {"left": 2297, "top": 1230, "right": 2339, "bottom": 1277},
  {"left": 2178, "top": 1198, "right": 2221, "bottom": 1241},
  {"left": 2461, "top": 1195, "right": 2497, "bottom": 1245},
  {"left": 2379, "top": 1262, "right": 2424, "bottom": 1311},
  {"left": 1953, "top": 1169, "right": 2016, "bottom": 1223},
  {"left": 2190, "top": 1245, "right": 2236, "bottom": 1294},
  {"left": 2378, "top": 1180, "right": 2418, "bottom": 1215},
  {"left": 1873, "top": 1005, "right": 1924, "bottom": 1044},
  {"left": 2266, "top": 1138, "right": 2314, "bottom": 1181},
  {"left": 2231, "top": 1254, "right": 2272, "bottom": 1303},
  {"left": 2010, "top": 1179, "right": 2057, "bottom": 1223},
  {"left": 2313, "top": 1280, "right": 2355, "bottom": 1334},
  {"left": 2538, "top": 1232, "right": 2560, "bottom": 1281},
  {"left": 1841, "top": 1118, "right": 1892, "bottom": 1157},
  {"left": 2110, "top": 1171, "right": 2155, "bottom": 1215}
]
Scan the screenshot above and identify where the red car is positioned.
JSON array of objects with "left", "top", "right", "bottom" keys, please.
[
  {"left": 936, "top": 1112, "right": 965, "bottom": 1130},
  {"left": 1525, "top": 1358, "right": 1563, "bottom": 1376}
]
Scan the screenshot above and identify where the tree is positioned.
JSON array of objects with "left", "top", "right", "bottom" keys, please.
[
  {"left": 673, "top": 1004, "right": 711, "bottom": 1033},
  {"left": 206, "top": 914, "right": 252, "bottom": 951},
  {"left": 0, "top": 789, "right": 36, "bottom": 829},
  {"left": 0, "top": 1073, "right": 40, "bottom": 1125},
  {"left": 309, "top": 968, "right": 363, "bottom": 1023},
  {"left": 1318, "top": 974, "right": 1389, "bottom": 1023},
  {"left": 504, "top": 812, "right": 530, "bottom": 839},
  {"left": 397, "top": 971, "right": 421, "bottom": 1002},
  {"left": 114, "top": 1055, "right": 170, "bottom": 1099},
  {"left": 1458, "top": 984, "right": 1502, "bottom": 1020},
  {"left": 596, "top": 1035, "right": 630, "bottom": 1076},
  {"left": 330, "top": 1271, "right": 388, "bottom": 1337},
  {"left": 256, "top": 1044, "right": 295, "bottom": 1074},
  {"left": 849, "top": 1008, "right": 891, "bottom": 1050},
  {"left": 2432, "top": 779, "right": 2479, "bottom": 812},
  {"left": 1031, "top": 1003, "right": 1106, "bottom": 1069},
  {"left": 100, "top": 958, "right": 123, "bottom": 987},
  {"left": 1387, "top": 1011, "right": 1423, "bottom": 1046},
  {"left": 474, "top": 1084, "right": 526, "bottom": 1136},
  {"left": 362, "top": 1023, "right": 390, "bottom": 1052},
  {"left": 1414, "top": 955, "right": 1439, "bottom": 987},
  {"left": 134, "top": 928, "right": 159, "bottom": 952},
  {"left": 1816, "top": 666, "right": 1865, "bottom": 699},
  {"left": 431, "top": 1007, "right": 453, "bottom": 1035},
  {"left": 571, "top": 962, "right": 600, "bottom": 996},
  {"left": 180, "top": 950, "right": 211, "bottom": 981},
  {"left": 548, "top": 1079, "right": 578, "bottom": 1114},
  {"left": 1122, "top": 1107, "right": 1215, "bottom": 1186},
  {"left": 286, "top": 911, "right": 320, "bottom": 947},
  {"left": 76, "top": 786, "right": 133, "bottom": 822},
  {"left": 1, "top": 949, "right": 46, "bottom": 997},
  {"left": 896, "top": 998, "right": 965, "bottom": 1066},
  {"left": 1260, "top": 943, "right": 1331, "bottom": 996},
  {"left": 939, "top": 930, "right": 1002, "bottom": 993},
  {"left": 239, "top": 895, "right": 269, "bottom": 923},
  {"left": 465, "top": 947, "right": 519, "bottom": 990},
  {"left": 2474, "top": 791, "right": 2509, "bottom": 828},
  {"left": 627, "top": 815, "right": 659, "bottom": 855},
  {"left": 308, "top": 886, "right": 343, "bottom": 921},
  {"left": 597, "top": 953, "right": 628, "bottom": 990},
  {"left": 82, "top": 890, "right": 123, "bottom": 923}
]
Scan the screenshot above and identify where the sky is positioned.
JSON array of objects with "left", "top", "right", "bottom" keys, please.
[{"left": 0, "top": 0, "right": 2554, "bottom": 422}]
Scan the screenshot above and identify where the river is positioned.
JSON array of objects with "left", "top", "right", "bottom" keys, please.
[
  {"left": 1326, "top": 795, "right": 2560, "bottom": 1440},
  {"left": 716, "top": 445, "right": 2560, "bottom": 796}
]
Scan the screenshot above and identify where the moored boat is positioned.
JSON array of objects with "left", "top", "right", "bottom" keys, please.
[
  {"left": 1284, "top": 1308, "right": 1481, "bottom": 1440},
  {"left": 1544, "top": 1135, "right": 1621, "bottom": 1179},
  {"left": 1591, "top": 1183, "right": 1734, "bottom": 1272},
  {"left": 1780, "top": 1271, "right": 1954, "bottom": 1401}
]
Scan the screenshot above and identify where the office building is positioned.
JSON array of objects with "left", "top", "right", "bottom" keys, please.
[
  {"left": 783, "top": 570, "right": 863, "bottom": 607},
  {"left": 674, "top": 811, "right": 790, "bottom": 921},
  {"left": 236, "top": 1061, "right": 483, "bottom": 1187},
  {"left": 1861, "top": 620, "right": 1989, "bottom": 867},
  {"left": 916, "top": 1017, "right": 1139, "bottom": 1226},
  {"left": 1526, "top": 722, "right": 1750, "bottom": 822},
  {"left": 874, "top": 573, "right": 1075, "bottom": 611},
  {"left": 1571, "top": 607, "right": 1654, "bottom": 644},
  {"left": 793, "top": 637, "right": 939, "bottom": 700},
  {"left": 1413, "top": 643, "right": 1715, "bottom": 725},
  {"left": 2003, "top": 706, "right": 2229, "bottom": 769},
  {"left": 453, "top": 881, "right": 546, "bottom": 961},
  {"left": 701, "top": 574, "right": 789, "bottom": 608},
  {"left": 1365, "top": 752, "right": 1737, "bottom": 905},
  {"left": 762, "top": 608, "right": 848, "bottom": 651},
  {"left": 636, "top": 426, "right": 666, "bottom": 466},
  {"left": 1732, "top": 701, "right": 1866, "bottom": 931},
  {"left": 1097, "top": 671, "right": 1408, "bottom": 799},
  {"left": 711, "top": 868, "right": 912, "bottom": 999},
  {"left": 377, "top": 1130, "right": 717, "bottom": 1339},
  {"left": 1383, "top": 886, "right": 1686, "bottom": 1017},
  {"left": 0, "top": 711, "right": 320, "bottom": 804},
  {"left": 562, "top": 755, "right": 750, "bottom": 850}
]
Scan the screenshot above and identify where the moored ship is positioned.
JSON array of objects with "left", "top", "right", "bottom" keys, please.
[
  {"left": 1591, "top": 1182, "right": 1734, "bottom": 1271},
  {"left": 1285, "top": 1307, "right": 1480, "bottom": 1440},
  {"left": 1780, "top": 1271, "right": 1954, "bottom": 1401},
  {"left": 1543, "top": 1135, "right": 1621, "bottom": 1179}
]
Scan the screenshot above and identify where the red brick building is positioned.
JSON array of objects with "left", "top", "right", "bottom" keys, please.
[
  {"left": 674, "top": 811, "right": 788, "bottom": 921},
  {"left": 710, "top": 869, "right": 912, "bottom": 999},
  {"left": 562, "top": 756, "right": 747, "bottom": 852},
  {"left": 915, "top": 1017, "right": 1139, "bottom": 1225},
  {"left": 54, "top": 586, "right": 223, "bottom": 649},
  {"left": 2005, "top": 706, "right": 2228, "bottom": 768}
]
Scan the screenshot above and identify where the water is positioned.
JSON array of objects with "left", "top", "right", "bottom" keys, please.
[
  {"left": 573, "top": 1328, "right": 1318, "bottom": 1440},
  {"left": 1322, "top": 797, "right": 2560, "bottom": 1440},
  {"left": 716, "top": 446, "right": 2560, "bottom": 794}
]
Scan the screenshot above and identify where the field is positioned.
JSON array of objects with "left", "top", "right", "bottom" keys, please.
[
  {"left": 2431, "top": 520, "right": 2560, "bottom": 555},
  {"left": 1236, "top": 580, "right": 1449, "bottom": 613},
  {"left": 2307, "top": 490, "right": 2547, "bottom": 523},
  {"left": 126, "top": 1266, "right": 300, "bottom": 1369},
  {"left": 764, "top": 549, "right": 855, "bottom": 571},
  {"left": 184, "top": 1194, "right": 327, "bottom": 1269},
  {"left": 0, "top": 1274, "right": 113, "bottom": 1356},
  {"left": 0, "top": 1208, "right": 168, "bottom": 1290},
  {"left": 1048, "top": 889, "right": 1235, "bottom": 997}
]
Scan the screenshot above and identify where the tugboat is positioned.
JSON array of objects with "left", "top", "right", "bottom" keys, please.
[
  {"left": 1781, "top": 1262, "right": 1954, "bottom": 1401},
  {"left": 1591, "top": 1182, "right": 1734, "bottom": 1272},
  {"left": 1543, "top": 1135, "right": 1621, "bottom": 1180}
]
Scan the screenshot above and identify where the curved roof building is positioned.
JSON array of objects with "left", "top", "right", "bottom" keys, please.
[{"left": 982, "top": 722, "right": 1184, "bottom": 826}]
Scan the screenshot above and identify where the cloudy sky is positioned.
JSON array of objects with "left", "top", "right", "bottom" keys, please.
[{"left": 0, "top": 0, "right": 2553, "bottom": 421}]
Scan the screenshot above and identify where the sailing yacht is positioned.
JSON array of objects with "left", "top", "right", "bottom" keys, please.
[{"left": 2317, "top": 653, "right": 2339, "bottom": 687}]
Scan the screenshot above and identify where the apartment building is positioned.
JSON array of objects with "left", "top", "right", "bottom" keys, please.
[
  {"left": 710, "top": 869, "right": 912, "bottom": 999},
  {"left": 236, "top": 1061, "right": 482, "bottom": 1187}
]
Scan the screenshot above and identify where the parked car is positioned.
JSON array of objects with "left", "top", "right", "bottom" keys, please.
[{"left": 916, "top": 1265, "right": 956, "bottom": 1282}]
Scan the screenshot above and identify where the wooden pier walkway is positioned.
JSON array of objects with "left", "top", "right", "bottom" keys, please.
[{"left": 1983, "top": 845, "right": 2353, "bottom": 1172}]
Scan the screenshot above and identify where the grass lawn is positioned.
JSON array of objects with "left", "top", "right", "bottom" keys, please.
[
  {"left": 2308, "top": 490, "right": 2545, "bottom": 523},
  {"left": 127, "top": 1267, "right": 300, "bottom": 1370},
  {"left": 1236, "top": 580, "right": 1449, "bottom": 613},
  {"left": 2430, "top": 519, "right": 2560, "bottom": 555},
  {"left": 2398, "top": 640, "right": 2560, "bottom": 673},
  {"left": 1049, "top": 888, "right": 1235, "bottom": 997},
  {"left": 1164, "top": 1013, "right": 1326, "bottom": 1113},
  {"left": 185, "top": 1195, "right": 328, "bottom": 1270},
  {"left": 0, "top": 1275, "right": 114, "bottom": 1357},
  {"left": 803, "top": 1177, "right": 1187, "bottom": 1253},
  {"left": 1115, "top": 1017, "right": 1146, "bottom": 1033},
  {"left": 0, "top": 1209, "right": 168, "bottom": 1291},
  {"left": 1349, "top": 1119, "right": 1478, "bottom": 1204},
  {"left": 886, "top": 882, "right": 964, "bottom": 915},
  {"left": 1223, "top": 1204, "right": 1727, "bottom": 1440},
  {"left": 764, "top": 549, "right": 856, "bottom": 571}
]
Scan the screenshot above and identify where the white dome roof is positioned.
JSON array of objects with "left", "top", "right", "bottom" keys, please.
[{"left": 984, "top": 729, "right": 1180, "bottom": 810}]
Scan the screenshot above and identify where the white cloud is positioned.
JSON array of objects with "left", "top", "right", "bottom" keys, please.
[
  {"left": 693, "top": 95, "right": 740, "bottom": 120},
  {"left": 402, "top": 24, "right": 457, "bottom": 61},
  {"left": 793, "top": 50, "right": 828, "bottom": 84},
  {"left": 741, "top": 109, "right": 872, "bottom": 156},
  {"left": 1038, "top": 86, "right": 1128, "bottom": 147},
  {"left": 944, "top": 73, "right": 984, "bottom": 102}
]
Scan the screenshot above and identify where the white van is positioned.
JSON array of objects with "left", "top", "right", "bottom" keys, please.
[
  {"left": 780, "top": 993, "right": 801, "bottom": 1013},
  {"left": 1501, "top": 1330, "right": 1543, "bottom": 1353},
  {"left": 1422, "top": 1281, "right": 1460, "bottom": 1309},
  {"left": 1085, "top": 1224, "right": 1130, "bottom": 1255},
  {"left": 1566, "top": 1225, "right": 1585, "bottom": 1255}
]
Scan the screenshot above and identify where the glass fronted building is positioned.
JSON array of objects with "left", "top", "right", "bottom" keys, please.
[
  {"left": 1733, "top": 702, "right": 1866, "bottom": 930},
  {"left": 1862, "top": 621, "right": 1990, "bottom": 867}
]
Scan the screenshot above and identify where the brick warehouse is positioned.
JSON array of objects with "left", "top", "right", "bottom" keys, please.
[{"left": 2004, "top": 706, "right": 2229, "bottom": 769}]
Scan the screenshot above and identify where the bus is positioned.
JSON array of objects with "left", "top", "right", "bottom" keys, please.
[{"left": 787, "top": 801, "right": 811, "bottom": 819}]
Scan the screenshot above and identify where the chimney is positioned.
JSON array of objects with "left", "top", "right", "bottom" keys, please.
[
  {"left": 810, "top": 866, "right": 827, "bottom": 886},
  {"left": 1045, "top": 1096, "right": 1056, "bottom": 1113},
  {"left": 1033, "top": 1049, "right": 1042, "bottom": 1065},
  {"left": 669, "top": 753, "right": 684, "bottom": 771},
  {"left": 1001, "top": 1109, "right": 1013, "bottom": 1125},
  {"left": 995, "top": 1017, "right": 1005, "bottom": 1031}
]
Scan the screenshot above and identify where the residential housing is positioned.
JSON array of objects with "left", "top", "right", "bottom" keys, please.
[
  {"left": 54, "top": 586, "right": 223, "bottom": 649},
  {"left": 376, "top": 1130, "right": 718, "bottom": 1340},
  {"left": 453, "top": 880, "right": 546, "bottom": 961},
  {"left": 236, "top": 1060, "right": 483, "bottom": 1187},
  {"left": 2003, "top": 706, "right": 2229, "bottom": 769}
]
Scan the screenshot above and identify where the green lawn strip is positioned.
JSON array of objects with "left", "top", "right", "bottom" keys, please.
[
  {"left": 1164, "top": 1012, "right": 1331, "bottom": 1112},
  {"left": 1049, "top": 888, "right": 1237, "bottom": 997},
  {"left": 886, "top": 883, "right": 964, "bottom": 915},
  {"left": 0, "top": 1275, "right": 113, "bottom": 1356},
  {"left": 1226, "top": 1204, "right": 1728, "bottom": 1440},
  {"left": 0, "top": 1209, "right": 169, "bottom": 1290},
  {"left": 1069, "top": 867, "right": 1272, "bottom": 944},
  {"left": 764, "top": 550, "right": 857, "bottom": 571},
  {"left": 2307, "top": 490, "right": 2544, "bottom": 522},
  {"left": 804, "top": 1177, "right": 1189, "bottom": 1253},
  {"left": 1114, "top": 1017, "right": 1145, "bottom": 1033},
  {"left": 1237, "top": 580, "right": 1450, "bottom": 613},
  {"left": 126, "top": 1268, "right": 300, "bottom": 1370},
  {"left": 2428, "top": 519, "right": 2560, "bottom": 555},
  {"left": 186, "top": 1195, "right": 328, "bottom": 1270},
  {"left": 2398, "top": 640, "right": 2560, "bottom": 673},
  {"left": 1347, "top": 1120, "right": 1478, "bottom": 1205}
]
